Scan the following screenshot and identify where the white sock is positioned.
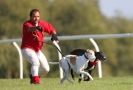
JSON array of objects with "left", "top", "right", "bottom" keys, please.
[{"left": 31, "top": 66, "right": 39, "bottom": 76}]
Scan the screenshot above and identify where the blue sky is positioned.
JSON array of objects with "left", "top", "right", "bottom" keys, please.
[{"left": 98, "top": 0, "right": 133, "bottom": 18}]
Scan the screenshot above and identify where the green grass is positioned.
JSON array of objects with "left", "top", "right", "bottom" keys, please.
[{"left": 0, "top": 76, "right": 133, "bottom": 90}]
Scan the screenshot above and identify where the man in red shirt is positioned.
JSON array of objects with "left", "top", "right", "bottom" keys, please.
[{"left": 21, "top": 9, "right": 59, "bottom": 84}]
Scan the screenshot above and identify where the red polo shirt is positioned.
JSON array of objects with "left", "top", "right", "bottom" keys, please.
[{"left": 21, "top": 20, "right": 56, "bottom": 52}]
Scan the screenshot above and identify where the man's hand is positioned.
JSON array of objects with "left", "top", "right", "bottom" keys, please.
[
  {"left": 51, "top": 34, "right": 59, "bottom": 42},
  {"left": 36, "top": 26, "right": 42, "bottom": 31},
  {"left": 29, "top": 26, "right": 42, "bottom": 32}
]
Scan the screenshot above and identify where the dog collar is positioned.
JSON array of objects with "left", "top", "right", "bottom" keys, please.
[{"left": 84, "top": 54, "right": 89, "bottom": 59}]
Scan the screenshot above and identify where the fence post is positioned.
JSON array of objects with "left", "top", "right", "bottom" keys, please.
[
  {"left": 12, "top": 42, "right": 23, "bottom": 79},
  {"left": 52, "top": 41, "right": 63, "bottom": 79},
  {"left": 89, "top": 38, "right": 102, "bottom": 78}
]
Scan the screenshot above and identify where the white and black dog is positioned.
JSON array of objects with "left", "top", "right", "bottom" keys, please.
[
  {"left": 70, "top": 49, "right": 106, "bottom": 82},
  {"left": 60, "top": 49, "right": 106, "bottom": 83},
  {"left": 60, "top": 49, "right": 97, "bottom": 83}
]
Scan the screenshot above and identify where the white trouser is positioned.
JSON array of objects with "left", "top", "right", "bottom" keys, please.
[{"left": 22, "top": 48, "right": 50, "bottom": 76}]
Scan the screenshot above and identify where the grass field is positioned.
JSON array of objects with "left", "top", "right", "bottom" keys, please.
[{"left": 0, "top": 76, "right": 133, "bottom": 90}]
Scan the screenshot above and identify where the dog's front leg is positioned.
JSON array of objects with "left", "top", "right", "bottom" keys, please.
[
  {"left": 78, "top": 73, "right": 85, "bottom": 83},
  {"left": 76, "top": 60, "right": 93, "bottom": 81},
  {"left": 79, "top": 70, "right": 93, "bottom": 80}
]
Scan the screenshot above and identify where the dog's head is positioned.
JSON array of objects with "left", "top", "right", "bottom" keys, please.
[
  {"left": 85, "top": 49, "right": 96, "bottom": 62},
  {"left": 95, "top": 51, "right": 106, "bottom": 61}
]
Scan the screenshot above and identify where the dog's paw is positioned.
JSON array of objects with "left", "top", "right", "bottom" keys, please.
[
  {"left": 60, "top": 79, "right": 65, "bottom": 84},
  {"left": 78, "top": 78, "right": 82, "bottom": 83}
]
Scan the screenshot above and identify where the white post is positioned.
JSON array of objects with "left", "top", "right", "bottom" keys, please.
[
  {"left": 89, "top": 38, "right": 102, "bottom": 78},
  {"left": 52, "top": 41, "right": 63, "bottom": 79},
  {"left": 12, "top": 42, "right": 23, "bottom": 79}
]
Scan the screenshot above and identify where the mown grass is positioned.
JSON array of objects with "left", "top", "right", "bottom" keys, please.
[{"left": 0, "top": 76, "right": 133, "bottom": 90}]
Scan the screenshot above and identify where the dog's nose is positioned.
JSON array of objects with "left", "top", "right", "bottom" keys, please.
[{"left": 102, "top": 56, "right": 106, "bottom": 60}]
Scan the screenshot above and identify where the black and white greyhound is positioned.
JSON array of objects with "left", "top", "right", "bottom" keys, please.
[
  {"left": 60, "top": 49, "right": 106, "bottom": 83},
  {"left": 70, "top": 49, "right": 106, "bottom": 82}
]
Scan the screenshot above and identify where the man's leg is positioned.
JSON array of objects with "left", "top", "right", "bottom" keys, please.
[
  {"left": 22, "top": 48, "right": 40, "bottom": 84},
  {"left": 37, "top": 50, "right": 50, "bottom": 75}
]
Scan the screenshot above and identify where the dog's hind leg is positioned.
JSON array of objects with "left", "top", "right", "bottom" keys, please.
[
  {"left": 60, "top": 72, "right": 66, "bottom": 84},
  {"left": 60, "top": 58, "right": 73, "bottom": 83},
  {"left": 66, "top": 71, "right": 74, "bottom": 83},
  {"left": 60, "top": 69, "right": 73, "bottom": 84}
]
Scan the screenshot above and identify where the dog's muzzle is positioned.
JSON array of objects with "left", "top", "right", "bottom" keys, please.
[{"left": 95, "top": 51, "right": 106, "bottom": 61}]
